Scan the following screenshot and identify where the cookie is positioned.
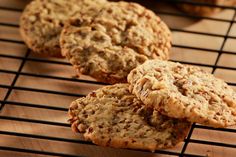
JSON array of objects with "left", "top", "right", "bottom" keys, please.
[
  {"left": 177, "top": 0, "right": 236, "bottom": 16},
  {"left": 20, "top": 0, "right": 107, "bottom": 57},
  {"left": 128, "top": 59, "right": 236, "bottom": 128},
  {"left": 60, "top": 1, "right": 171, "bottom": 84},
  {"left": 68, "top": 84, "right": 191, "bottom": 151}
]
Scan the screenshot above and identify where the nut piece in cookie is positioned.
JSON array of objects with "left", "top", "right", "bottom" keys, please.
[
  {"left": 128, "top": 59, "right": 236, "bottom": 128},
  {"left": 20, "top": 0, "right": 107, "bottom": 57},
  {"left": 60, "top": 1, "right": 171, "bottom": 84},
  {"left": 68, "top": 84, "right": 191, "bottom": 151}
]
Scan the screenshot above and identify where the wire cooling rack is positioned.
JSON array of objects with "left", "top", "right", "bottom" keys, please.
[{"left": 0, "top": 0, "right": 236, "bottom": 157}]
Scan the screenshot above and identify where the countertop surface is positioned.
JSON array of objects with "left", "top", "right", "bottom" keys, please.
[{"left": 0, "top": 0, "right": 236, "bottom": 157}]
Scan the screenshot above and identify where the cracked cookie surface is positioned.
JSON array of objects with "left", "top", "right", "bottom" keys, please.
[
  {"left": 60, "top": 1, "right": 171, "bottom": 83},
  {"left": 20, "top": 0, "right": 107, "bottom": 57},
  {"left": 128, "top": 59, "right": 236, "bottom": 128},
  {"left": 68, "top": 84, "right": 190, "bottom": 151}
]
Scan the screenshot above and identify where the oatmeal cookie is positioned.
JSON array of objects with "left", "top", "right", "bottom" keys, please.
[
  {"left": 128, "top": 59, "right": 236, "bottom": 128},
  {"left": 178, "top": 0, "right": 236, "bottom": 16},
  {"left": 60, "top": 1, "right": 171, "bottom": 83},
  {"left": 68, "top": 84, "right": 191, "bottom": 151}
]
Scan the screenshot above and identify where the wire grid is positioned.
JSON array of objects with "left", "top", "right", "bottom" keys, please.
[{"left": 0, "top": 0, "right": 236, "bottom": 156}]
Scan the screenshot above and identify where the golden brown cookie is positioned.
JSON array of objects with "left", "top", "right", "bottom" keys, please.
[
  {"left": 69, "top": 84, "right": 191, "bottom": 151},
  {"left": 60, "top": 1, "right": 171, "bottom": 84},
  {"left": 128, "top": 59, "right": 236, "bottom": 128},
  {"left": 177, "top": 0, "right": 236, "bottom": 16},
  {"left": 20, "top": 0, "right": 107, "bottom": 57}
]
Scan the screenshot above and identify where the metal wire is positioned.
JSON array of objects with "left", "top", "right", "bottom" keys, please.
[{"left": 0, "top": 0, "right": 236, "bottom": 157}]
